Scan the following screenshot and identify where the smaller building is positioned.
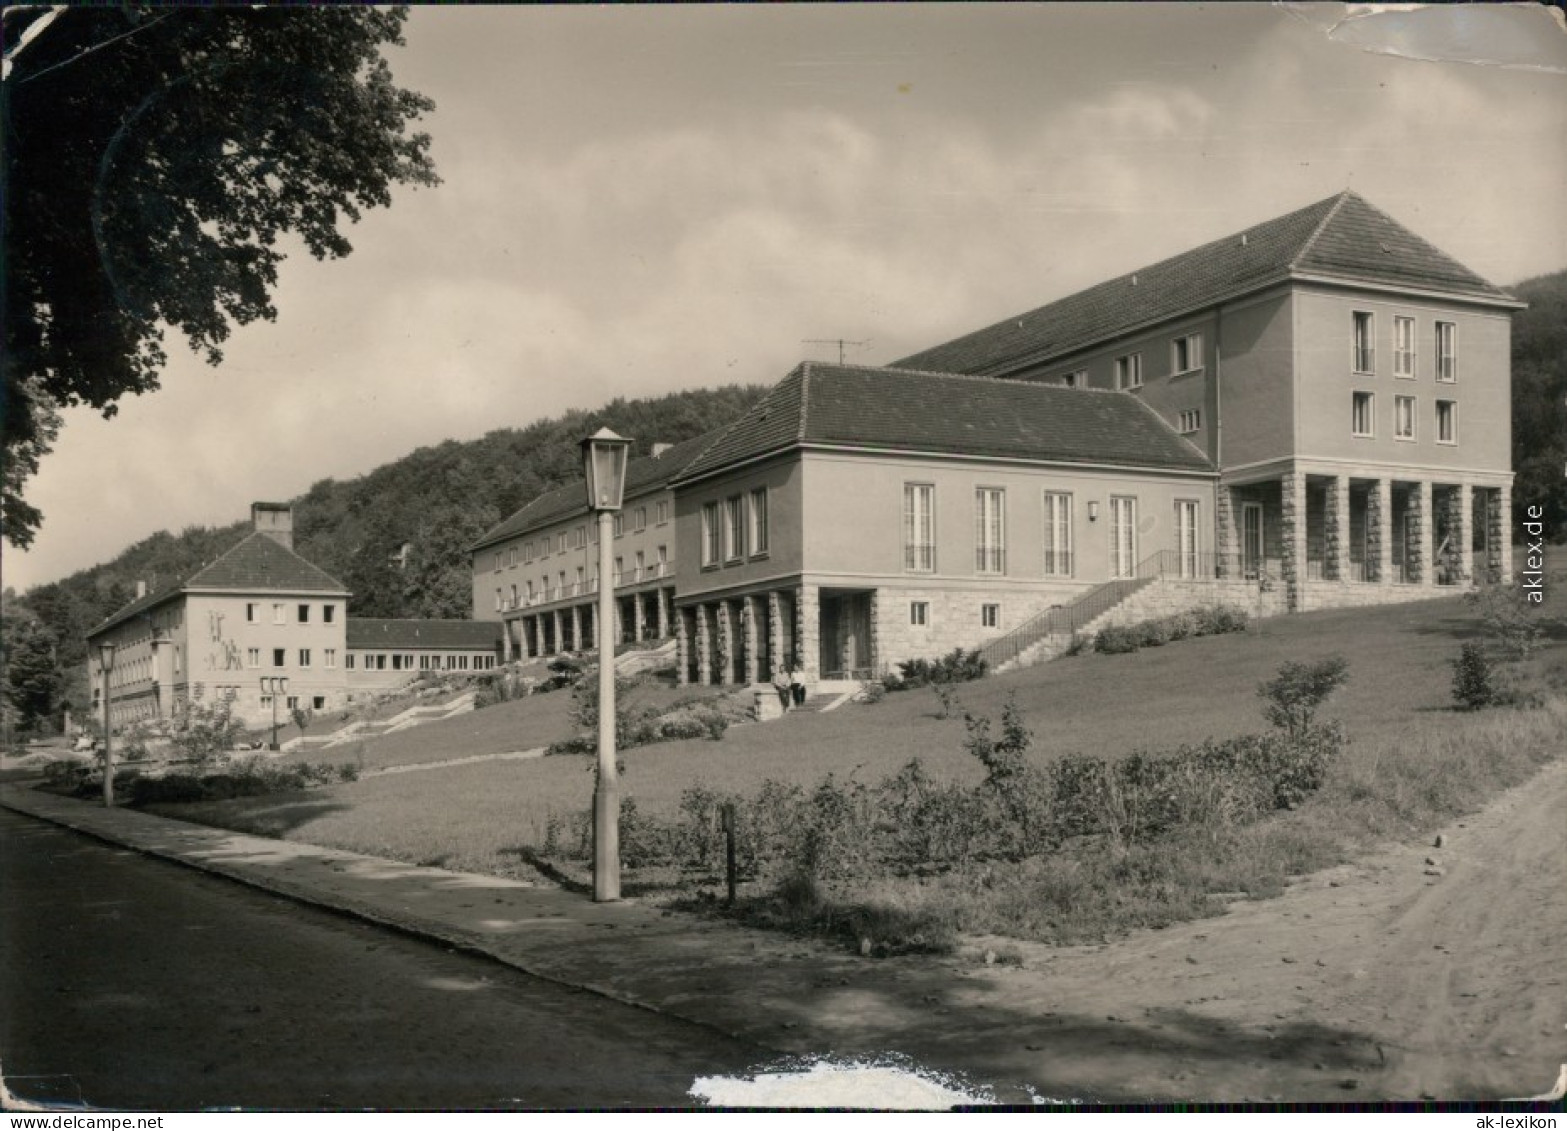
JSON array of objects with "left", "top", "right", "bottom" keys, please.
[
  {"left": 86, "top": 503, "right": 351, "bottom": 729},
  {"left": 345, "top": 618, "right": 504, "bottom": 694}
]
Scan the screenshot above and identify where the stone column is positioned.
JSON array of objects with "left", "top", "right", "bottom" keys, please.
[
  {"left": 502, "top": 620, "right": 514, "bottom": 662},
  {"left": 657, "top": 588, "right": 670, "bottom": 638},
  {"left": 742, "top": 596, "right": 759, "bottom": 685},
  {"left": 796, "top": 585, "right": 820, "bottom": 681},
  {"left": 715, "top": 600, "right": 734, "bottom": 685},
  {"left": 568, "top": 605, "right": 581, "bottom": 653},
  {"left": 1215, "top": 484, "right": 1236, "bottom": 579},
  {"left": 612, "top": 597, "right": 624, "bottom": 646},
  {"left": 551, "top": 609, "right": 564, "bottom": 655},
  {"left": 1281, "top": 470, "right": 1308, "bottom": 612},
  {"left": 868, "top": 589, "right": 884, "bottom": 677},
  {"left": 1408, "top": 480, "right": 1433, "bottom": 586},
  {"left": 633, "top": 591, "right": 647, "bottom": 642},
  {"left": 1488, "top": 485, "right": 1511, "bottom": 583},
  {"left": 674, "top": 607, "right": 689, "bottom": 685},
  {"left": 695, "top": 604, "right": 712, "bottom": 686},
  {"left": 767, "top": 591, "right": 785, "bottom": 676},
  {"left": 1451, "top": 482, "right": 1473, "bottom": 586},
  {"left": 1325, "top": 475, "right": 1350, "bottom": 582},
  {"left": 1367, "top": 479, "right": 1393, "bottom": 585}
]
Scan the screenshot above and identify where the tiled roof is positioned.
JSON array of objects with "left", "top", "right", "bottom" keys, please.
[
  {"left": 89, "top": 534, "right": 349, "bottom": 638},
  {"left": 674, "top": 362, "right": 1212, "bottom": 482},
  {"left": 347, "top": 619, "right": 503, "bottom": 651},
  {"left": 895, "top": 191, "right": 1517, "bottom": 377},
  {"left": 469, "top": 430, "right": 724, "bottom": 552}
]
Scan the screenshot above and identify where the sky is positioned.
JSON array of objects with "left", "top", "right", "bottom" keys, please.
[{"left": 8, "top": 2, "right": 1567, "bottom": 594}]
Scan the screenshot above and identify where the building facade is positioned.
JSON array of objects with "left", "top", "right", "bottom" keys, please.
[
  {"left": 87, "top": 504, "right": 351, "bottom": 729},
  {"left": 473, "top": 192, "right": 1519, "bottom": 686},
  {"left": 346, "top": 618, "right": 503, "bottom": 693}
]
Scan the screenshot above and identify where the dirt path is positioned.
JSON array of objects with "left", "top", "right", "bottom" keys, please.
[{"left": 922, "top": 757, "right": 1567, "bottom": 1101}]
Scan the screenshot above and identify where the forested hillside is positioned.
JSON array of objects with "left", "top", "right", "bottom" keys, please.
[
  {"left": 1510, "top": 269, "right": 1567, "bottom": 538},
  {"left": 4, "top": 384, "right": 767, "bottom": 727}
]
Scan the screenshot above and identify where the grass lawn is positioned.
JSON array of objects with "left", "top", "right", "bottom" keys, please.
[{"left": 157, "top": 555, "right": 1567, "bottom": 896}]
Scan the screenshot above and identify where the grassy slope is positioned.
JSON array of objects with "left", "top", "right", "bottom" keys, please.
[{"left": 161, "top": 557, "right": 1567, "bottom": 884}]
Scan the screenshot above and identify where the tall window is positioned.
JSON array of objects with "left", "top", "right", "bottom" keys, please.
[
  {"left": 634, "top": 550, "right": 645, "bottom": 581},
  {"left": 299, "top": 649, "right": 311, "bottom": 669},
  {"left": 1042, "top": 491, "right": 1073, "bottom": 577},
  {"left": 634, "top": 506, "right": 647, "bottom": 532},
  {"left": 1436, "top": 322, "right": 1458, "bottom": 382},
  {"left": 656, "top": 500, "right": 670, "bottom": 525},
  {"left": 1394, "top": 395, "right": 1416, "bottom": 440},
  {"left": 1110, "top": 496, "right": 1138, "bottom": 579},
  {"left": 273, "top": 603, "right": 286, "bottom": 625},
  {"left": 246, "top": 603, "right": 258, "bottom": 623},
  {"left": 1171, "top": 332, "right": 1203, "bottom": 374},
  {"left": 297, "top": 603, "right": 310, "bottom": 623},
  {"left": 323, "top": 604, "right": 335, "bottom": 624},
  {"left": 1352, "top": 391, "right": 1375, "bottom": 437},
  {"left": 749, "top": 488, "right": 769, "bottom": 555},
  {"left": 724, "top": 495, "right": 745, "bottom": 562},
  {"left": 510, "top": 583, "right": 519, "bottom": 606},
  {"left": 574, "top": 566, "right": 584, "bottom": 593},
  {"left": 613, "top": 557, "right": 623, "bottom": 586},
  {"left": 975, "top": 488, "right": 1006, "bottom": 574},
  {"left": 1175, "top": 500, "right": 1199, "bottom": 579},
  {"left": 1115, "top": 353, "right": 1143, "bottom": 391},
  {"left": 701, "top": 502, "right": 721, "bottom": 567},
  {"left": 1352, "top": 311, "right": 1375, "bottom": 374},
  {"left": 612, "top": 513, "right": 623, "bottom": 538},
  {"left": 904, "top": 483, "right": 935, "bottom": 572},
  {"left": 272, "top": 648, "right": 286, "bottom": 668},
  {"left": 1436, "top": 399, "right": 1458, "bottom": 444},
  {"left": 495, "top": 588, "right": 503, "bottom": 611},
  {"left": 325, "top": 649, "right": 336, "bottom": 669},
  {"left": 1394, "top": 316, "right": 1415, "bottom": 378},
  {"left": 247, "top": 648, "right": 260, "bottom": 669},
  {"left": 657, "top": 544, "right": 668, "bottom": 575}
]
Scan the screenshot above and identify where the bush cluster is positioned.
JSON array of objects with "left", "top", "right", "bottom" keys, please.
[
  {"left": 1090, "top": 605, "right": 1249, "bottom": 655},
  {"left": 127, "top": 758, "right": 360, "bottom": 806},
  {"left": 882, "top": 648, "right": 988, "bottom": 692},
  {"left": 544, "top": 694, "right": 730, "bottom": 757}
]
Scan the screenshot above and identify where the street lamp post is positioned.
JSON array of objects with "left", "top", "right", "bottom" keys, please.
[
  {"left": 98, "top": 642, "right": 116, "bottom": 808},
  {"left": 581, "top": 427, "right": 631, "bottom": 903},
  {"left": 261, "top": 676, "right": 288, "bottom": 750}
]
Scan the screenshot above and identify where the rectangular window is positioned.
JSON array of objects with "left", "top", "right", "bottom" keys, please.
[
  {"left": 1352, "top": 391, "right": 1375, "bottom": 437},
  {"left": 246, "top": 603, "right": 258, "bottom": 623},
  {"left": 495, "top": 588, "right": 503, "bottom": 611},
  {"left": 904, "top": 483, "right": 935, "bottom": 572},
  {"left": 1110, "top": 496, "right": 1138, "bottom": 579},
  {"left": 1175, "top": 500, "right": 1200, "bottom": 579},
  {"left": 612, "top": 513, "right": 623, "bottom": 538},
  {"left": 724, "top": 496, "right": 745, "bottom": 562},
  {"left": 346, "top": 654, "right": 356, "bottom": 671},
  {"left": 556, "top": 533, "right": 567, "bottom": 554},
  {"left": 1115, "top": 352, "right": 1143, "bottom": 391},
  {"left": 1171, "top": 332, "right": 1203, "bottom": 374},
  {"left": 910, "top": 602, "right": 929, "bottom": 627},
  {"left": 325, "top": 649, "right": 336, "bottom": 669},
  {"left": 526, "top": 580, "right": 535, "bottom": 603},
  {"left": 589, "top": 523, "right": 598, "bottom": 545},
  {"left": 634, "top": 506, "right": 647, "bottom": 533},
  {"left": 633, "top": 550, "right": 644, "bottom": 581},
  {"left": 1178, "top": 408, "right": 1202, "bottom": 434},
  {"left": 272, "top": 648, "right": 286, "bottom": 668},
  {"left": 493, "top": 552, "right": 502, "bottom": 572},
  {"left": 508, "top": 548, "right": 517, "bottom": 568},
  {"left": 323, "top": 604, "right": 335, "bottom": 625},
  {"left": 1353, "top": 311, "right": 1375, "bottom": 374},
  {"left": 981, "top": 603, "right": 1000, "bottom": 629},
  {"left": 573, "top": 525, "right": 585, "bottom": 549},
  {"left": 748, "top": 487, "right": 769, "bottom": 555},
  {"left": 312, "top": 696, "right": 325, "bottom": 711},
  {"left": 656, "top": 545, "right": 668, "bottom": 576},
  {"left": 273, "top": 603, "right": 286, "bottom": 625},
  {"left": 1394, "top": 316, "right": 1416, "bottom": 378},
  {"left": 286, "top": 696, "right": 299, "bottom": 711},
  {"left": 1436, "top": 399, "right": 1457, "bottom": 444},
  {"left": 298, "top": 649, "right": 311, "bottom": 669},
  {"left": 297, "top": 604, "right": 310, "bottom": 624},
  {"left": 1394, "top": 395, "right": 1416, "bottom": 440},
  {"left": 558, "top": 571, "right": 566, "bottom": 598},
  {"left": 656, "top": 500, "right": 670, "bottom": 525},
  {"left": 975, "top": 488, "right": 1006, "bottom": 574},
  {"left": 1436, "top": 322, "right": 1457, "bottom": 382},
  {"left": 614, "top": 557, "right": 623, "bottom": 586},
  {"left": 1042, "top": 491, "right": 1073, "bottom": 577},
  {"left": 701, "top": 501, "right": 721, "bottom": 567},
  {"left": 1060, "top": 369, "right": 1086, "bottom": 388},
  {"left": 247, "top": 648, "right": 260, "bottom": 669}
]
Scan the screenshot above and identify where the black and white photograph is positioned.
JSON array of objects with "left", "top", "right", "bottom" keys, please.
[{"left": 3, "top": 2, "right": 1565, "bottom": 1113}]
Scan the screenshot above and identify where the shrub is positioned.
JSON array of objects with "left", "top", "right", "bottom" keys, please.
[
  {"left": 1464, "top": 585, "right": 1543, "bottom": 661},
  {"left": 474, "top": 670, "right": 537, "bottom": 709},
  {"left": 888, "top": 648, "right": 988, "bottom": 691},
  {"left": 1192, "top": 605, "right": 1250, "bottom": 636},
  {"left": 1451, "top": 641, "right": 1498, "bottom": 710},
  {"left": 1094, "top": 624, "right": 1143, "bottom": 654},
  {"left": 166, "top": 688, "right": 247, "bottom": 765},
  {"left": 1258, "top": 655, "right": 1350, "bottom": 737}
]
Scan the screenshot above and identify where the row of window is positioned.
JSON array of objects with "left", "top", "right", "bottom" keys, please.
[
  {"left": 905, "top": 485, "right": 1199, "bottom": 580},
  {"left": 700, "top": 488, "right": 770, "bottom": 569},
  {"left": 1352, "top": 312, "right": 1458, "bottom": 381},
  {"left": 494, "top": 546, "right": 672, "bottom": 610},
  {"left": 346, "top": 652, "right": 496, "bottom": 672},
  {"left": 248, "top": 647, "right": 338, "bottom": 670},
  {"left": 909, "top": 601, "right": 1004, "bottom": 629},
  {"left": 245, "top": 602, "right": 338, "bottom": 626},
  {"left": 1109, "top": 331, "right": 1205, "bottom": 392},
  {"left": 491, "top": 501, "right": 672, "bottom": 573},
  {"left": 1351, "top": 393, "right": 1458, "bottom": 443},
  {"left": 261, "top": 694, "right": 328, "bottom": 711}
]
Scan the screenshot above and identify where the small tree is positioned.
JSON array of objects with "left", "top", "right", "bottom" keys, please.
[
  {"left": 1451, "top": 642, "right": 1498, "bottom": 711},
  {"left": 1258, "top": 655, "right": 1350, "bottom": 738},
  {"left": 167, "top": 687, "right": 246, "bottom": 765},
  {"left": 291, "top": 704, "right": 315, "bottom": 737}
]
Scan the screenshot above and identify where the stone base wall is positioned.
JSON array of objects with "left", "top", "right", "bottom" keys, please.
[
  {"left": 1097, "top": 581, "right": 1288, "bottom": 628},
  {"left": 874, "top": 584, "right": 1072, "bottom": 673},
  {"left": 1299, "top": 581, "right": 1463, "bottom": 611}
]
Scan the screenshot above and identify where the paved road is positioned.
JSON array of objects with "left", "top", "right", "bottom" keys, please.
[{"left": 0, "top": 809, "right": 765, "bottom": 1111}]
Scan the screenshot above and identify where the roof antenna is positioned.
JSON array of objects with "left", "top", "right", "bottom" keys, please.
[{"left": 801, "top": 338, "right": 870, "bottom": 366}]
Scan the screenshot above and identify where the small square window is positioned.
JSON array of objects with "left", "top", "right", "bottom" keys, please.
[
  {"left": 312, "top": 696, "right": 326, "bottom": 711},
  {"left": 910, "top": 602, "right": 930, "bottom": 627},
  {"left": 981, "top": 603, "right": 1000, "bottom": 629}
]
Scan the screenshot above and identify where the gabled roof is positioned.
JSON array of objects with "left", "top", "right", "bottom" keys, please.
[
  {"left": 89, "top": 533, "right": 349, "bottom": 638},
  {"left": 895, "top": 191, "right": 1520, "bottom": 377},
  {"left": 469, "top": 429, "right": 724, "bottom": 553},
  {"left": 347, "top": 618, "right": 503, "bottom": 651},
  {"left": 673, "top": 362, "right": 1213, "bottom": 483}
]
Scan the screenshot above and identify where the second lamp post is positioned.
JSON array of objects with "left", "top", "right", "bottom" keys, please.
[{"left": 580, "top": 427, "right": 631, "bottom": 903}]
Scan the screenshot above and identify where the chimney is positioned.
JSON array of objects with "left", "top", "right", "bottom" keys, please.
[
  {"left": 251, "top": 502, "right": 294, "bottom": 551},
  {"left": 136, "top": 580, "right": 147, "bottom": 600},
  {"left": 651, "top": 442, "right": 674, "bottom": 458}
]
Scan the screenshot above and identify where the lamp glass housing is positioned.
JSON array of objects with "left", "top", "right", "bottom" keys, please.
[
  {"left": 581, "top": 429, "right": 631, "bottom": 512},
  {"left": 98, "top": 642, "right": 117, "bottom": 670}
]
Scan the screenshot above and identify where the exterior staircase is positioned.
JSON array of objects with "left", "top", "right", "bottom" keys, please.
[{"left": 981, "top": 576, "right": 1155, "bottom": 674}]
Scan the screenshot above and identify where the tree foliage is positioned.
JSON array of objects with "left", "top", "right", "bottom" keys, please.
[
  {"left": 2, "top": 6, "right": 438, "bottom": 548},
  {"left": 1257, "top": 655, "right": 1350, "bottom": 738},
  {"left": 1510, "top": 269, "right": 1567, "bottom": 540}
]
